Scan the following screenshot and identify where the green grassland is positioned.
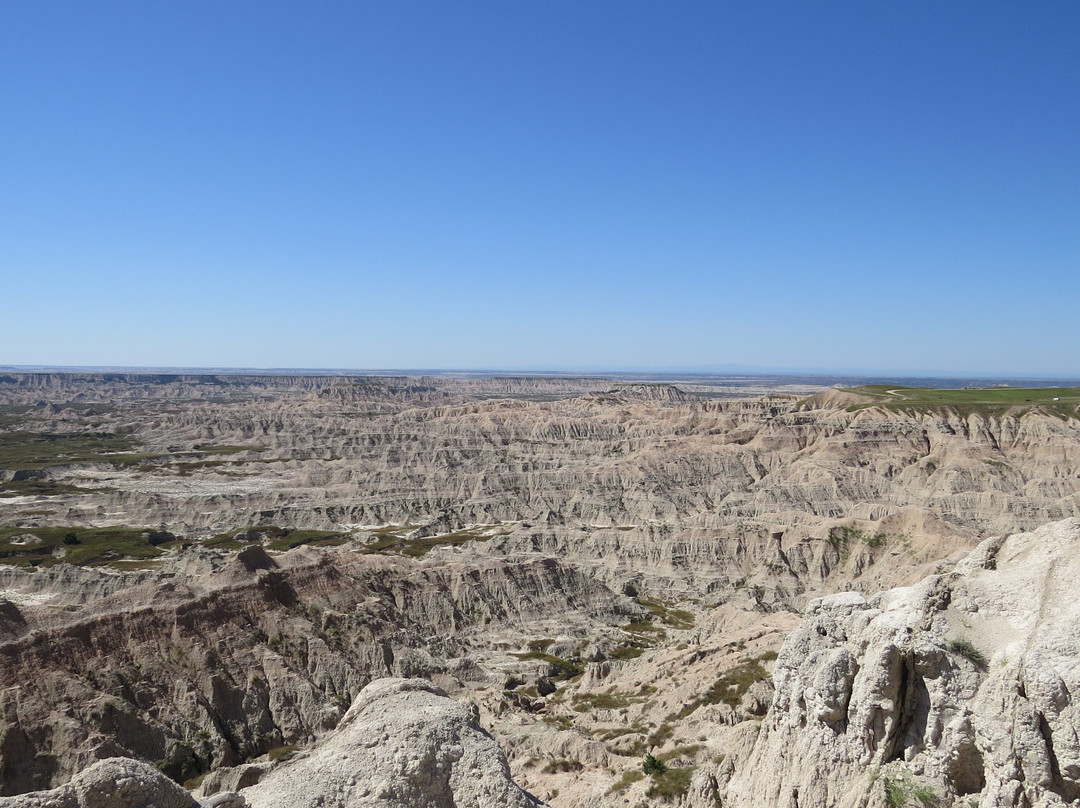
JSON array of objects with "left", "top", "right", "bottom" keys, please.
[
  {"left": 0, "top": 526, "right": 173, "bottom": 568},
  {"left": 359, "top": 525, "right": 500, "bottom": 557},
  {"left": 0, "top": 520, "right": 503, "bottom": 570},
  {"left": 202, "top": 525, "right": 348, "bottom": 552},
  {"left": 0, "top": 430, "right": 156, "bottom": 471},
  {"left": 842, "top": 386, "right": 1080, "bottom": 420}
]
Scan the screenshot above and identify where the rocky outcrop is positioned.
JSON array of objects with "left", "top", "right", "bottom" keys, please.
[
  {"left": 724, "top": 518, "right": 1080, "bottom": 808},
  {"left": 0, "top": 757, "right": 199, "bottom": 808},
  {"left": 0, "top": 549, "right": 634, "bottom": 793},
  {"left": 239, "top": 678, "right": 545, "bottom": 808}
]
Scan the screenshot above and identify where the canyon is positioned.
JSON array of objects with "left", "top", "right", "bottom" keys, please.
[{"left": 0, "top": 373, "right": 1078, "bottom": 807}]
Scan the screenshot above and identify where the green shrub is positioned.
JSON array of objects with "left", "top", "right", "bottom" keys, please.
[
  {"left": 542, "top": 758, "right": 583, "bottom": 773},
  {"left": 912, "top": 784, "right": 939, "bottom": 807},
  {"left": 642, "top": 753, "right": 667, "bottom": 777},
  {"left": 606, "top": 769, "right": 644, "bottom": 794},
  {"left": 267, "top": 745, "right": 297, "bottom": 762},
  {"left": 947, "top": 637, "right": 987, "bottom": 667},
  {"left": 646, "top": 766, "right": 696, "bottom": 799},
  {"left": 885, "top": 777, "right": 907, "bottom": 808}
]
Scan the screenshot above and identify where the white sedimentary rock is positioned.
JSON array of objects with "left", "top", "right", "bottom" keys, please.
[
  {"left": 241, "top": 677, "right": 545, "bottom": 808},
  {"left": 0, "top": 757, "right": 200, "bottom": 808},
  {"left": 724, "top": 518, "right": 1080, "bottom": 808}
]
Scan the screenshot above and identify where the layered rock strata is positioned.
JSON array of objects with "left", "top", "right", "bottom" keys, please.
[
  {"left": 724, "top": 518, "right": 1080, "bottom": 808},
  {"left": 0, "top": 547, "right": 633, "bottom": 794}
]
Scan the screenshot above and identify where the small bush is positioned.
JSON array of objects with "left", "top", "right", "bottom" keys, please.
[
  {"left": 885, "top": 777, "right": 907, "bottom": 808},
  {"left": 646, "top": 766, "right": 696, "bottom": 799},
  {"left": 912, "top": 784, "right": 939, "bottom": 807},
  {"left": 606, "top": 769, "right": 644, "bottom": 794},
  {"left": 947, "top": 637, "right": 987, "bottom": 667},
  {"left": 267, "top": 745, "right": 297, "bottom": 762},
  {"left": 542, "top": 758, "right": 583, "bottom": 773},
  {"left": 642, "top": 753, "right": 668, "bottom": 777}
]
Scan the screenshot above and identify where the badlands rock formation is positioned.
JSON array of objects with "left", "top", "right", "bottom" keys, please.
[
  {"left": 1, "top": 374, "right": 1078, "bottom": 805},
  {"left": 1, "top": 679, "right": 545, "bottom": 808},
  {"left": 0, "top": 545, "right": 632, "bottom": 794},
  {"left": 0, "top": 757, "right": 199, "bottom": 808},
  {"left": 240, "top": 677, "right": 544, "bottom": 808},
  {"left": 724, "top": 518, "right": 1080, "bottom": 808}
]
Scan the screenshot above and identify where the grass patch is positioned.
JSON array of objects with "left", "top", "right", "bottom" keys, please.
[
  {"left": 885, "top": 777, "right": 907, "bottom": 808},
  {"left": 912, "top": 784, "right": 939, "bottom": 807},
  {"left": 841, "top": 385, "right": 1080, "bottom": 421},
  {"left": 947, "top": 637, "right": 987, "bottom": 668},
  {"left": 508, "top": 651, "right": 583, "bottom": 681},
  {"left": 542, "top": 758, "right": 583, "bottom": 774},
  {"left": 828, "top": 524, "right": 888, "bottom": 554},
  {"left": 360, "top": 525, "right": 498, "bottom": 558},
  {"left": 646, "top": 721, "right": 675, "bottom": 748},
  {"left": 0, "top": 430, "right": 160, "bottom": 470},
  {"left": 657, "top": 744, "right": 703, "bottom": 763},
  {"left": 607, "top": 769, "right": 644, "bottom": 794},
  {"left": 883, "top": 776, "right": 938, "bottom": 807},
  {"left": 0, "top": 478, "right": 97, "bottom": 497},
  {"left": 598, "top": 725, "right": 646, "bottom": 742},
  {"left": 267, "top": 745, "right": 298, "bottom": 762},
  {"left": 674, "top": 654, "right": 773, "bottom": 719},
  {"left": 194, "top": 443, "right": 266, "bottom": 454},
  {"left": 572, "top": 689, "right": 645, "bottom": 712},
  {"left": 203, "top": 525, "right": 348, "bottom": 552},
  {"left": 622, "top": 619, "right": 667, "bottom": 640},
  {"left": 607, "top": 643, "right": 647, "bottom": 661},
  {"left": 638, "top": 598, "right": 695, "bottom": 630},
  {"left": 0, "top": 526, "right": 168, "bottom": 568},
  {"left": 646, "top": 766, "right": 696, "bottom": 800},
  {"left": 0, "top": 405, "right": 34, "bottom": 428}
]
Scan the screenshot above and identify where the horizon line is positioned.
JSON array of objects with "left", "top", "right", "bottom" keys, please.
[{"left": 3, "top": 364, "right": 1080, "bottom": 384}]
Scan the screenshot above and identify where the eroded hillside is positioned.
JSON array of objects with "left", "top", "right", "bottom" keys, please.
[{"left": 1, "top": 374, "right": 1079, "bottom": 804}]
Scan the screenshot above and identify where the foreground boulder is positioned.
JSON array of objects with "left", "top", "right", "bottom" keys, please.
[
  {"left": 0, "top": 757, "right": 198, "bottom": 808},
  {"left": 724, "top": 517, "right": 1080, "bottom": 808},
  {"left": 240, "top": 677, "right": 545, "bottom": 808}
]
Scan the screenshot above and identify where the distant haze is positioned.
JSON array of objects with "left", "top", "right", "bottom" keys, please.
[{"left": 3, "top": 3, "right": 1078, "bottom": 376}]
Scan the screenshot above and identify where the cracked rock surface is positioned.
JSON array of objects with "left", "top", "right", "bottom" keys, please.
[
  {"left": 240, "top": 677, "right": 545, "bottom": 808},
  {"left": 724, "top": 518, "right": 1080, "bottom": 808}
]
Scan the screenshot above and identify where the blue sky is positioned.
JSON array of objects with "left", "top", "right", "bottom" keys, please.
[{"left": 3, "top": 2, "right": 1078, "bottom": 376}]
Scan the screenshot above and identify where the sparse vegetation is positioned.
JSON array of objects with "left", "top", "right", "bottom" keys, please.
[
  {"left": 0, "top": 525, "right": 170, "bottom": 568},
  {"left": 646, "top": 766, "right": 696, "bottom": 799},
  {"left": 638, "top": 597, "right": 695, "bottom": 630},
  {"left": 642, "top": 753, "right": 668, "bottom": 777},
  {"left": 572, "top": 690, "right": 636, "bottom": 711},
  {"left": 674, "top": 653, "right": 773, "bottom": 719},
  {"left": 0, "top": 429, "right": 166, "bottom": 471},
  {"left": 646, "top": 721, "right": 675, "bottom": 748},
  {"left": 359, "top": 525, "right": 501, "bottom": 557},
  {"left": 912, "top": 784, "right": 939, "bottom": 807},
  {"left": 543, "top": 758, "right": 583, "bottom": 773},
  {"left": 606, "top": 769, "right": 644, "bottom": 794},
  {"left": 195, "top": 443, "right": 266, "bottom": 454},
  {"left": 657, "top": 744, "right": 703, "bottom": 763},
  {"left": 202, "top": 525, "right": 348, "bottom": 552},
  {"left": 885, "top": 777, "right": 907, "bottom": 807},
  {"left": 829, "top": 524, "right": 888, "bottom": 555},
  {"left": 947, "top": 637, "right": 987, "bottom": 667},
  {"left": 883, "top": 776, "right": 939, "bottom": 807},
  {"left": 508, "top": 650, "right": 583, "bottom": 681}
]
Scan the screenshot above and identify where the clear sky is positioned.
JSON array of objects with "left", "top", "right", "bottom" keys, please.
[{"left": 3, "top": 2, "right": 1078, "bottom": 376}]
